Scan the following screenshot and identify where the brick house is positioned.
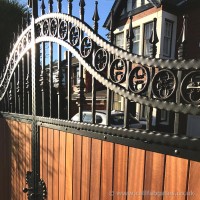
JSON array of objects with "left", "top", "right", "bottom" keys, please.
[{"left": 103, "top": 0, "right": 200, "bottom": 134}]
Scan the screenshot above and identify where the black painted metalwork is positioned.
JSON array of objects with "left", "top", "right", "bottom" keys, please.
[
  {"left": 23, "top": 171, "right": 47, "bottom": 200},
  {"left": 146, "top": 17, "right": 158, "bottom": 131},
  {"left": 1, "top": 1, "right": 200, "bottom": 198}
]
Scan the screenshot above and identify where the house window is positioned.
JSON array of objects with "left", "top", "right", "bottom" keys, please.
[
  {"left": 113, "top": 93, "right": 122, "bottom": 110},
  {"left": 133, "top": 27, "right": 140, "bottom": 54},
  {"left": 115, "top": 32, "right": 124, "bottom": 49},
  {"left": 140, "top": 104, "right": 147, "bottom": 120},
  {"left": 163, "top": 20, "right": 173, "bottom": 57},
  {"left": 160, "top": 110, "right": 169, "bottom": 124},
  {"left": 143, "top": 21, "right": 153, "bottom": 57},
  {"left": 72, "top": 65, "right": 79, "bottom": 85}
]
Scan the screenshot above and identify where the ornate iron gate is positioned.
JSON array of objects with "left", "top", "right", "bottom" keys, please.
[{"left": 1, "top": 0, "right": 200, "bottom": 199}]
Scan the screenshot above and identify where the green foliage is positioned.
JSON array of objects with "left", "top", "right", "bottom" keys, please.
[{"left": 0, "top": 0, "right": 28, "bottom": 67}]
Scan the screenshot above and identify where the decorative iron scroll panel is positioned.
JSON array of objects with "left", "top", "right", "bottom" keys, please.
[{"left": 0, "top": 1, "right": 200, "bottom": 200}]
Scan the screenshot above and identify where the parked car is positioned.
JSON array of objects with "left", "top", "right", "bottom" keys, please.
[{"left": 71, "top": 110, "right": 142, "bottom": 129}]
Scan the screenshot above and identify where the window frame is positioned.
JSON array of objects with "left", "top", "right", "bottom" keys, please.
[
  {"left": 115, "top": 32, "right": 124, "bottom": 49},
  {"left": 143, "top": 21, "right": 153, "bottom": 57},
  {"left": 163, "top": 19, "right": 173, "bottom": 58},
  {"left": 132, "top": 26, "right": 140, "bottom": 54}
]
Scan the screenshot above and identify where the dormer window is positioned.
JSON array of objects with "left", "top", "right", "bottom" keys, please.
[{"left": 127, "top": 0, "right": 148, "bottom": 12}]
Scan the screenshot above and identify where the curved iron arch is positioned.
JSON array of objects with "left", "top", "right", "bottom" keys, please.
[{"left": 1, "top": 14, "right": 200, "bottom": 115}]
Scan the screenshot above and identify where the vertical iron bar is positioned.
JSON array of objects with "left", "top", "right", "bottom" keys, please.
[
  {"left": 22, "top": 57, "right": 25, "bottom": 114},
  {"left": 174, "top": 15, "right": 187, "bottom": 135},
  {"left": 41, "top": 42, "right": 45, "bottom": 116},
  {"left": 106, "top": 10, "right": 114, "bottom": 126},
  {"left": 78, "top": 0, "right": 86, "bottom": 122},
  {"left": 14, "top": 71, "right": 17, "bottom": 113},
  {"left": 57, "top": 0, "right": 62, "bottom": 12},
  {"left": 40, "top": 0, "right": 46, "bottom": 117},
  {"left": 26, "top": 52, "right": 31, "bottom": 115},
  {"left": 17, "top": 64, "right": 21, "bottom": 113},
  {"left": 49, "top": 1, "right": 53, "bottom": 117},
  {"left": 57, "top": 0, "right": 62, "bottom": 118},
  {"left": 57, "top": 42, "right": 61, "bottom": 118},
  {"left": 7, "top": 91, "right": 9, "bottom": 112},
  {"left": 49, "top": 42, "right": 53, "bottom": 117},
  {"left": 49, "top": 0, "right": 53, "bottom": 12},
  {"left": 67, "top": 0, "right": 73, "bottom": 120},
  {"left": 124, "top": 16, "right": 134, "bottom": 129},
  {"left": 92, "top": 1, "right": 100, "bottom": 124},
  {"left": 146, "top": 18, "right": 158, "bottom": 130}
]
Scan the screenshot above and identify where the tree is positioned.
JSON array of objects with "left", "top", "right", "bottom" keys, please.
[{"left": 0, "top": 0, "right": 28, "bottom": 69}]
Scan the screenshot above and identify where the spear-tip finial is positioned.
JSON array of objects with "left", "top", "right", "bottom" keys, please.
[
  {"left": 79, "top": 0, "right": 85, "bottom": 7},
  {"left": 126, "top": 16, "right": 134, "bottom": 52},
  {"left": 109, "top": 9, "right": 114, "bottom": 32},
  {"left": 92, "top": 1, "right": 100, "bottom": 22},
  {"left": 41, "top": 0, "right": 46, "bottom": 14},
  {"left": 181, "top": 15, "right": 187, "bottom": 43},
  {"left": 149, "top": 18, "right": 159, "bottom": 45},
  {"left": 127, "top": 16, "right": 134, "bottom": 41}
]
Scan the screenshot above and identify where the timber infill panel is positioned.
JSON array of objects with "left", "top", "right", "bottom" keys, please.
[
  {"left": 37, "top": 125, "right": 199, "bottom": 200},
  {"left": 1, "top": 118, "right": 200, "bottom": 200},
  {"left": 0, "top": 119, "right": 31, "bottom": 200},
  {"left": 1, "top": 1, "right": 200, "bottom": 200}
]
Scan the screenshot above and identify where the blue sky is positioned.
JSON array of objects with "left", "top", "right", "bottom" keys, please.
[{"left": 19, "top": 0, "right": 114, "bottom": 38}]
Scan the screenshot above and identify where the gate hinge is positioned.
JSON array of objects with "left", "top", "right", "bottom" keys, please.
[{"left": 23, "top": 171, "right": 47, "bottom": 200}]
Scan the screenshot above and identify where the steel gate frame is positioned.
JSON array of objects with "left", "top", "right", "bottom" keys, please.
[{"left": 1, "top": 1, "right": 200, "bottom": 199}]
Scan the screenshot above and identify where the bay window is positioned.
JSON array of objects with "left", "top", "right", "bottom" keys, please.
[
  {"left": 163, "top": 20, "right": 173, "bottom": 57},
  {"left": 143, "top": 21, "right": 153, "bottom": 56}
]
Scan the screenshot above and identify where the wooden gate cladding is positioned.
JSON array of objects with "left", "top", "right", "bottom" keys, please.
[
  {"left": 1, "top": 119, "right": 200, "bottom": 199},
  {"left": 0, "top": 119, "right": 32, "bottom": 200},
  {"left": 38, "top": 123, "right": 200, "bottom": 200}
]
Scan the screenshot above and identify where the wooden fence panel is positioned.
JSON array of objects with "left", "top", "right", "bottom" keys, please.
[
  {"left": 2, "top": 119, "right": 200, "bottom": 200},
  {"left": 100, "top": 141, "right": 114, "bottom": 200},
  {"left": 47, "top": 128, "right": 54, "bottom": 200},
  {"left": 90, "top": 139, "right": 102, "bottom": 200},
  {"left": 0, "top": 119, "right": 32, "bottom": 200},
  {"left": 163, "top": 156, "right": 189, "bottom": 200},
  {"left": 113, "top": 144, "right": 129, "bottom": 200},
  {"left": 73, "top": 134, "right": 82, "bottom": 200},
  {"left": 65, "top": 133, "right": 73, "bottom": 200},
  {"left": 187, "top": 161, "right": 200, "bottom": 200},
  {"left": 0, "top": 119, "right": 10, "bottom": 200},
  {"left": 81, "top": 137, "right": 91, "bottom": 200},
  {"left": 144, "top": 151, "right": 165, "bottom": 200},
  {"left": 59, "top": 131, "right": 66, "bottom": 200},
  {"left": 127, "top": 148, "right": 145, "bottom": 200}
]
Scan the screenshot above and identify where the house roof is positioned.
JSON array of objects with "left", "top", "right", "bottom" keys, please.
[{"left": 103, "top": 0, "right": 188, "bottom": 29}]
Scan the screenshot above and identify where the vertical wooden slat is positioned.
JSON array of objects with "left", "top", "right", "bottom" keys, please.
[
  {"left": 90, "top": 139, "right": 102, "bottom": 200},
  {"left": 113, "top": 144, "right": 129, "bottom": 200},
  {"left": 0, "top": 119, "right": 4, "bottom": 199},
  {"left": 14, "top": 120, "right": 19, "bottom": 200},
  {"left": 73, "top": 134, "right": 82, "bottom": 200},
  {"left": 18, "top": 122, "right": 24, "bottom": 200},
  {"left": 47, "top": 128, "right": 54, "bottom": 200},
  {"left": 21, "top": 122, "right": 26, "bottom": 200},
  {"left": 66, "top": 133, "right": 73, "bottom": 200},
  {"left": 40, "top": 127, "right": 43, "bottom": 179},
  {"left": 81, "top": 137, "right": 91, "bottom": 200},
  {"left": 100, "top": 141, "right": 114, "bottom": 200},
  {"left": 27, "top": 123, "right": 32, "bottom": 172},
  {"left": 127, "top": 148, "right": 145, "bottom": 200},
  {"left": 6, "top": 119, "right": 11, "bottom": 199},
  {"left": 43, "top": 127, "right": 48, "bottom": 186},
  {"left": 59, "top": 131, "right": 66, "bottom": 200},
  {"left": 144, "top": 151, "right": 165, "bottom": 200},
  {"left": 53, "top": 129, "right": 60, "bottom": 200},
  {"left": 187, "top": 161, "right": 200, "bottom": 200},
  {"left": 163, "top": 156, "right": 189, "bottom": 200}
]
